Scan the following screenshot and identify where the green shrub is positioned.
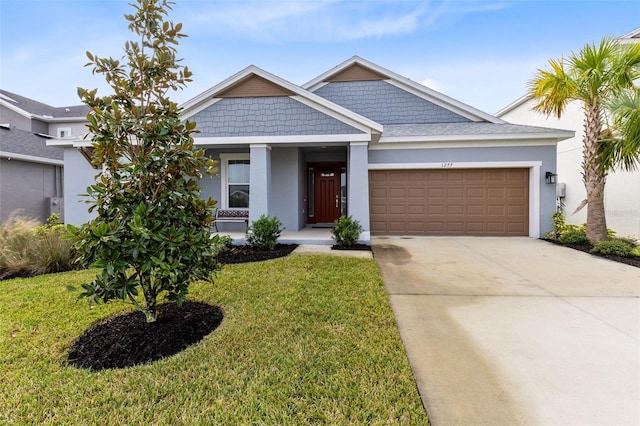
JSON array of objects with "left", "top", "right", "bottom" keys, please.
[
  {"left": 246, "top": 215, "right": 283, "bottom": 251},
  {"left": 331, "top": 216, "right": 363, "bottom": 247},
  {"left": 212, "top": 234, "right": 234, "bottom": 254},
  {"left": 591, "top": 238, "right": 635, "bottom": 257},
  {"left": 558, "top": 227, "right": 590, "bottom": 245}
]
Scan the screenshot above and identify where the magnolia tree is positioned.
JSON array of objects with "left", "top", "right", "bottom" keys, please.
[{"left": 68, "top": 0, "right": 219, "bottom": 322}]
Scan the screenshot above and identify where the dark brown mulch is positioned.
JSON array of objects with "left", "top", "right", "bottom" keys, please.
[
  {"left": 68, "top": 301, "right": 223, "bottom": 371},
  {"left": 331, "top": 244, "right": 372, "bottom": 251},
  {"left": 542, "top": 238, "right": 640, "bottom": 268},
  {"left": 214, "top": 244, "right": 298, "bottom": 264}
]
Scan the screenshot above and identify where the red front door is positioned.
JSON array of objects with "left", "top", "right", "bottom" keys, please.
[{"left": 308, "top": 163, "right": 344, "bottom": 224}]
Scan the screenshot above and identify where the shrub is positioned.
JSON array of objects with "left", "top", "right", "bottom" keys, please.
[
  {"left": 0, "top": 213, "right": 75, "bottom": 279},
  {"left": 331, "top": 216, "right": 363, "bottom": 247},
  {"left": 246, "top": 215, "right": 283, "bottom": 251},
  {"left": 558, "top": 227, "right": 590, "bottom": 245},
  {"left": 212, "top": 234, "right": 234, "bottom": 254},
  {"left": 591, "top": 238, "right": 635, "bottom": 257}
]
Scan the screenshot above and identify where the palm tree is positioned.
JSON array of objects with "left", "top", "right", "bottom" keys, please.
[
  {"left": 529, "top": 37, "right": 640, "bottom": 243},
  {"left": 602, "top": 88, "right": 640, "bottom": 172}
]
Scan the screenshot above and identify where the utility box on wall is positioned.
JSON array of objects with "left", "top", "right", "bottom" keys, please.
[{"left": 47, "top": 197, "right": 64, "bottom": 218}]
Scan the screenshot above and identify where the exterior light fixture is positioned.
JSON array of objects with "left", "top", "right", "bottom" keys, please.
[{"left": 545, "top": 171, "right": 558, "bottom": 184}]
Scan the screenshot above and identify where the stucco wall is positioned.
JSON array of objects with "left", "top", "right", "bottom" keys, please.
[
  {"left": 500, "top": 99, "right": 640, "bottom": 238},
  {"left": 63, "top": 148, "right": 97, "bottom": 225},
  {"left": 0, "top": 158, "right": 62, "bottom": 223},
  {"left": 0, "top": 106, "right": 31, "bottom": 131},
  {"left": 368, "top": 144, "right": 557, "bottom": 236}
]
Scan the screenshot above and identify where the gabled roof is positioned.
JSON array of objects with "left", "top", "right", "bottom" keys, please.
[
  {"left": 0, "top": 125, "right": 64, "bottom": 164},
  {"left": 303, "top": 56, "right": 504, "bottom": 124},
  {"left": 0, "top": 89, "right": 88, "bottom": 122},
  {"left": 180, "top": 65, "right": 383, "bottom": 135}
]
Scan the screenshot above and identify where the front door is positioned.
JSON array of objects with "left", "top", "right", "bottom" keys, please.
[{"left": 307, "top": 163, "right": 345, "bottom": 224}]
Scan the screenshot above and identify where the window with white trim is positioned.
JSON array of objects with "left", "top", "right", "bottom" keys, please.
[
  {"left": 57, "top": 127, "right": 72, "bottom": 138},
  {"left": 220, "top": 153, "right": 250, "bottom": 209}
]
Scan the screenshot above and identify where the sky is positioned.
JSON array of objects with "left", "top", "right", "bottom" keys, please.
[{"left": 1, "top": 0, "right": 638, "bottom": 115}]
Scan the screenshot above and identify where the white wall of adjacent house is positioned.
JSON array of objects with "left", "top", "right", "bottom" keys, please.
[
  {"left": 49, "top": 122, "right": 88, "bottom": 139},
  {"left": 499, "top": 98, "right": 640, "bottom": 239}
]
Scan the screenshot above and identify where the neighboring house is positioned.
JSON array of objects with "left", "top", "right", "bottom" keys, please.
[
  {"left": 51, "top": 56, "right": 572, "bottom": 241},
  {"left": 0, "top": 90, "right": 89, "bottom": 223},
  {"left": 497, "top": 28, "right": 640, "bottom": 239}
]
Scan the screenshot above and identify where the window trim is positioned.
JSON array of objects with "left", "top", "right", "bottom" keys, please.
[{"left": 220, "top": 153, "right": 250, "bottom": 210}]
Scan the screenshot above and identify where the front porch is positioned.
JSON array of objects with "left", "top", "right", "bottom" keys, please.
[{"left": 215, "top": 226, "right": 335, "bottom": 245}]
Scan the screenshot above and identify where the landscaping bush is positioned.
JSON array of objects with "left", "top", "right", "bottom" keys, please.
[
  {"left": 558, "top": 227, "right": 590, "bottom": 245},
  {"left": 246, "top": 215, "right": 283, "bottom": 251},
  {"left": 331, "top": 215, "right": 363, "bottom": 247},
  {"left": 211, "top": 234, "right": 234, "bottom": 254},
  {"left": 591, "top": 238, "right": 636, "bottom": 257},
  {"left": 0, "top": 213, "right": 75, "bottom": 279}
]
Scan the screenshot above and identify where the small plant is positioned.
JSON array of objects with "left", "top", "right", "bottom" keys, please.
[
  {"left": 558, "top": 227, "right": 590, "bottom": 245},
  {"left": 212, "top": 234, "right": 234, "bottom": 254},
  {"left": 246, "top": 215, "right": 283, "bottom": 251},
  {"left": 331, "top": 216, "right": 363, "bottom": 247},
  {"left": 591, "top": 238, "right": 636, "bottom": 257}
]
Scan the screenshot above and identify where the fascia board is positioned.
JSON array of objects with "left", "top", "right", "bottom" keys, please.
[
  {"left": 193, "top": 133, "right": 371, "bottom": 146},
  {"left": 0, "top": 151, "right": 64, "bottom": 165},
  {"left": 495, "top": 94, "right": 532, "bottom": 117},
  {"left": 377, "top": 130, "right": 574, "bottom": 145}
]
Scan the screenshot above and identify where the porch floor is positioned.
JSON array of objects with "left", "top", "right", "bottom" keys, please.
[{"left": 214, "top": 226, "right": 335, "bottom": 246}]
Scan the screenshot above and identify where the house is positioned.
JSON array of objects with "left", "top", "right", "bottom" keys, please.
[
  {"left": 50, "top": 56, "right": 572, "bottom": 242},
  {"left": 496, "top": 28, "right": 640, "bottom": 239},
  {"left": 0, "top": 90, "right": 89, "bottom": 223}
]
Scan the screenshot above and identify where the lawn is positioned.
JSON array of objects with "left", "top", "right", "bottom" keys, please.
[{"left": 0, "top": 254, "right": 427, "bottom": 425}]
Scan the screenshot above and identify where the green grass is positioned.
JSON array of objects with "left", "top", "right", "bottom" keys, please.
[{"left": 0, "top": 255, "right": 427, "bottom": 425}]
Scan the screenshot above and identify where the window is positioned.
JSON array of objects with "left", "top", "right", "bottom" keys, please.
[
  {"left": 57, "top": 127, "right": 71, "bottom": 138},
  {"left": 221, "top": 154, "right": 250, "bottom": 209}
]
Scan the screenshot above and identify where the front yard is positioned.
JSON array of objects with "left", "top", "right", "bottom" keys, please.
[{"left": 0, "top": 254, "right": 427, "bottom": 425}]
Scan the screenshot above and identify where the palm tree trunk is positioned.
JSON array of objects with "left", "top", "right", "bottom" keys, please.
[{"left": 582, "top": 102, "right": 608, "bottom": 244}]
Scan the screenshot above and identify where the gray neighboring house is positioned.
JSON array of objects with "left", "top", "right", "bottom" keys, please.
[
  {"left": 52, "top": 56, "right": 573, "bottom": 241},
  {"left": 0, "top": 90, "right": 89, "bottom": 223}
]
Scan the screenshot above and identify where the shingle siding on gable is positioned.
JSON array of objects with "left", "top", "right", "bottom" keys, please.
[
  {"left": 191, "top": 97, "right": 363, "bottom": 137},
  {"left": 314, "top": 80, "right": 471, "bottom": 125}
]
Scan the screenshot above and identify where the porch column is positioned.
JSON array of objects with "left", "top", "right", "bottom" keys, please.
[
  {"left": 348, "top": 141, "right": 370, "bottom": 241},
  {"left": 249, "top": 144, "right": 271, "bottom": 224}
]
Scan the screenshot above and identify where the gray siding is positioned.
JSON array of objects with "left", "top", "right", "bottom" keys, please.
[
  {"left": 191, "top": 97, "right": 363, "bottom": 137},
  {"left": 0, "top": 158, "right": 62, "bottom": 223},
  {"left": 0, "top": 106, "right": 31, "bottom": 132},
  {"left": 369, "top": 145, "right": 557, "bottom": 235},
  {"left": 314, "top": 80, "right": 471, "bottom": 125}
]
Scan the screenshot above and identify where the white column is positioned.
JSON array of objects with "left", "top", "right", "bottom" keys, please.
[
  {"left": 249, "top": 144, "right": 271, "bottom": 224},
  {"left": 348, "top": 141, "right": 370, "bottom": 242}
]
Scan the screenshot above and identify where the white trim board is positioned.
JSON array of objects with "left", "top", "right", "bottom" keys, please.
[
  {"left": 368, "top": 161, "right": 542, "bottom": 238},
  {"left": 0, "top": 151, "right": 64, "bottom": 166}
]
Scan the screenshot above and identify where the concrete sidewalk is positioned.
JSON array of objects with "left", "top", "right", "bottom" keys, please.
[{"left": 373, "top": 237, "right": 640, "bottom": 426}]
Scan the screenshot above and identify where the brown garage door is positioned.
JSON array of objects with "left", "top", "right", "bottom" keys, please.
[{"left": 369, "top": 168, "right": 529, "bottom": 236}]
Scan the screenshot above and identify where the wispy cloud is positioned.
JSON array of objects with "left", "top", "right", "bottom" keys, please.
[{"left": 184, "top": 0, "right": 507, "bottom": 43}]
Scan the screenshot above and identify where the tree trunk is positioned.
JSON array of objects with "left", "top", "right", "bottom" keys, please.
[
  {"left": 582, "top": 102, "right": 609, "bottom": 244},
  {"left": 142, "top": 280, "right": 158, "bottom": 323}
]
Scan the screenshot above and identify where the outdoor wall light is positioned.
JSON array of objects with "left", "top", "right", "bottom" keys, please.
[{"left": 545, "top": 171, "right": 558, "bottom": 184}]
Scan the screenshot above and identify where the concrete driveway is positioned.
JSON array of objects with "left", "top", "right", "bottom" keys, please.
[{"left": 372, "top": 237, "right": 640, "bottom": 426}]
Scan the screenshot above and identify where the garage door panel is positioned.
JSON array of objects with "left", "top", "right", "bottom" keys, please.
[{"left": 370, "top": 168, "right": 529, "bottom": 236}]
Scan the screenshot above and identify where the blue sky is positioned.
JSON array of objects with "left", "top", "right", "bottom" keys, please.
[{"left": 1, "top": 0, "right": 638, "bottom": 114}]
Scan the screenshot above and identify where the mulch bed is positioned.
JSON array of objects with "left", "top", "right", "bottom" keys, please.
[
  {"left": 542, "top": 238, "right": 640, "bottom": 268},
  {"left": 68, "top": 301, "right": 223, "bottom": 371},
  {"left": 331, "top": 244, "right": 372, "bottom": 251},
  {"left": 214, "top": 244, "right": 298, "bottom": 264}
]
